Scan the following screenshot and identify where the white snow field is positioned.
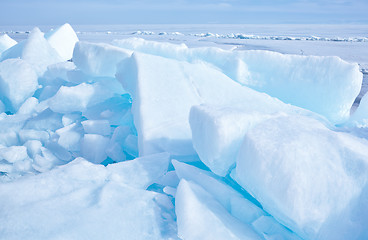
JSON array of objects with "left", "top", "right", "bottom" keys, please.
[{"left": 0, "top": 23, "right": 368, "bottom": 240}]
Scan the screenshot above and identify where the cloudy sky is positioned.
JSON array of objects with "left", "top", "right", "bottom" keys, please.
[{"left": 1, "top": 0, "right": 367, "bottom": 25}]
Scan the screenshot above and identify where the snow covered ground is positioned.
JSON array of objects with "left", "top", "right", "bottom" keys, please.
[{"left": 1, "top": 24, "right": 368, "bottom": 240}]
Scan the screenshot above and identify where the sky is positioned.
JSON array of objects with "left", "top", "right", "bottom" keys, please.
[{"left": 0, "top": 0, "right": 368, "bottom": 25}]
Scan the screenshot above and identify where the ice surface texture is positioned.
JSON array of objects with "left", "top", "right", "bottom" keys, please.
[
  {"left": 114, "top": 38, "right": 362, "bottom": 124},
  {"left": 0, "top": 23, "right": 367, "bottom": 240}
]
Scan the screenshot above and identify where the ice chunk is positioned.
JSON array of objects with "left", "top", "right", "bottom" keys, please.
[
  {"left": 114, "top": 38, "right": 362, "bottom": 124},
  {"left": 18, "top": 129, "right": 50, "bottom": 144},
  {"left": 81, "top": 95, "right": 132, "bottom": 126},
  {"left": 23, "top": 140, "right": 43, "bottom": 158},
  {"left": 81, "top": 134, "right": 109, "bottom": 164},
  {"left": 107, "top": 152, "right": 170, "bottom": 189},
  {"left": 116, "top": 52, "right": 299, "bottom": 157},
  {"left": 175, "top": 179, "right": 262, "bottom": 240},
  {"left": 190, "top": 105, "right": 289, "bottom": 176},
  {"left": 173, "top": 160, "right": 244, "bottom": 210},
  {"left": 1, "top": 27, "right": 62, "bottom": 75},
  {"left": 105, "top": 142, "right": 126, "bottom": 162},
  {"left": 0, "top": 130, "right": 18, "bottom": 147},
  {"left": 48, "top": 82, "right": 114, "bottom": 113},
  {"left": 155, "top": 170, "right": 180, "bottom": 188},
  {"left": 173, "top": 160, "right": 265, "bottom": 225},
  {"left": 0, "top": 34, "right": 17, "bottom": 54},
  {"left": 123, "top": 134, "right": 138, "bottom": 158},
  {"left": 234, "top": 114, "right": 368, "bottom": 239},
  {"left": 230, "top": 197, "right": 265, "bottom": 224},
  {"left": 0, "top": 158, "right": 172, "bottom": 239},
  {"left": 82, "top": 120, "right": 111, "bottom": 136},
  {"left": 105, "top": 126, "right": 131, "bottom": 162},
  {"left": 55, "top": 123, "right": 83, "bottom": 152},
  {"left": 0, "top": 59, "right": 38, "bottom": 112},
  {"left": 73, "top": 41, "right": 132, "bottom": 77},
  {"left": 113, "top": 37, "right": 188, "bottom": 61},
  {"left": 17, "top": 97, "right": 39, "bottom": 115},
  {"left": 237, "top": 52, "right": 362, "bottom": 124},
  {"left": 32, "top": 147, "right": 61, "bottom": 172},
  {"left": 24, "top": 109, "right": 63, "bottom": 131},
  {"left": 45, "top": 23, "right": 79, "bottom": 61},
  {"left": 41, "top": 61, "right": 76, "bottom": 86},
  {"left": 0, "top": 146, "right": 28, "bottom": 163}
]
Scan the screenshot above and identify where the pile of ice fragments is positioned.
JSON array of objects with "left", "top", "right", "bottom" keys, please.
[{"left": 1, "top": 23, "right": 368, "bottom": 240}]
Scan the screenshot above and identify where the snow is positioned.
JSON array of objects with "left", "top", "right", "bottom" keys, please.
[{"left": 0, "top": 23, "right": 368, "bottom": 240}]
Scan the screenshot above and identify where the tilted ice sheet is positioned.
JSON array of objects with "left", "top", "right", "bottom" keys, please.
[
  {"left": 114, "top": 38, "right": 362, "bottom": 124},
  {"left": 233, "top": 114, "right": 368, "bottom": 240},
  {"left": 0, "top": 34, "right": 16, "bottom": 54},
  {"left": 175, "top": 179, "right": 262, "bottom": 240},
  {"left": 45, "top": 23, "right": 79, "bottom": 61},
  {"left": 116, "top": 51, "right": 300, "bottom": 157},
  {"left": 189, "top": 105, "right": 298, "bottom": 176}
]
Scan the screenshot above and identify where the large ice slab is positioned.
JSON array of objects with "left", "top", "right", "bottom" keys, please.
[
  {"left": 0, "top": 59, "right": 38, "bottom": 112},
  {"left": 0, "top": 34, "right": 17, "bottom": 54},
  {"left": 116, "top": 52, "right": 299, "bottom": 157},
  {"left": 0, "top": 158, "right": 173, "bottom": 239},
  {"left": 73, "top": 41, "right": 132, "bottom": 77},
  {"left": 175, "top": 179, "right": 262, "bottom": 240},
  {"left": 233, "top": 114, "right": 368, "bottom": 240},
  {"left": 190, "top": 105, "right": 293, "bottom": 176},
  {"left": 45, "top": 23, "right": 79, "bottom": 61},
  {"left": 1, "top": 28, "right": 62, "bottom": 75},
  {"left": 114, "top": 38, "right": 362, "bottom": 124}
]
